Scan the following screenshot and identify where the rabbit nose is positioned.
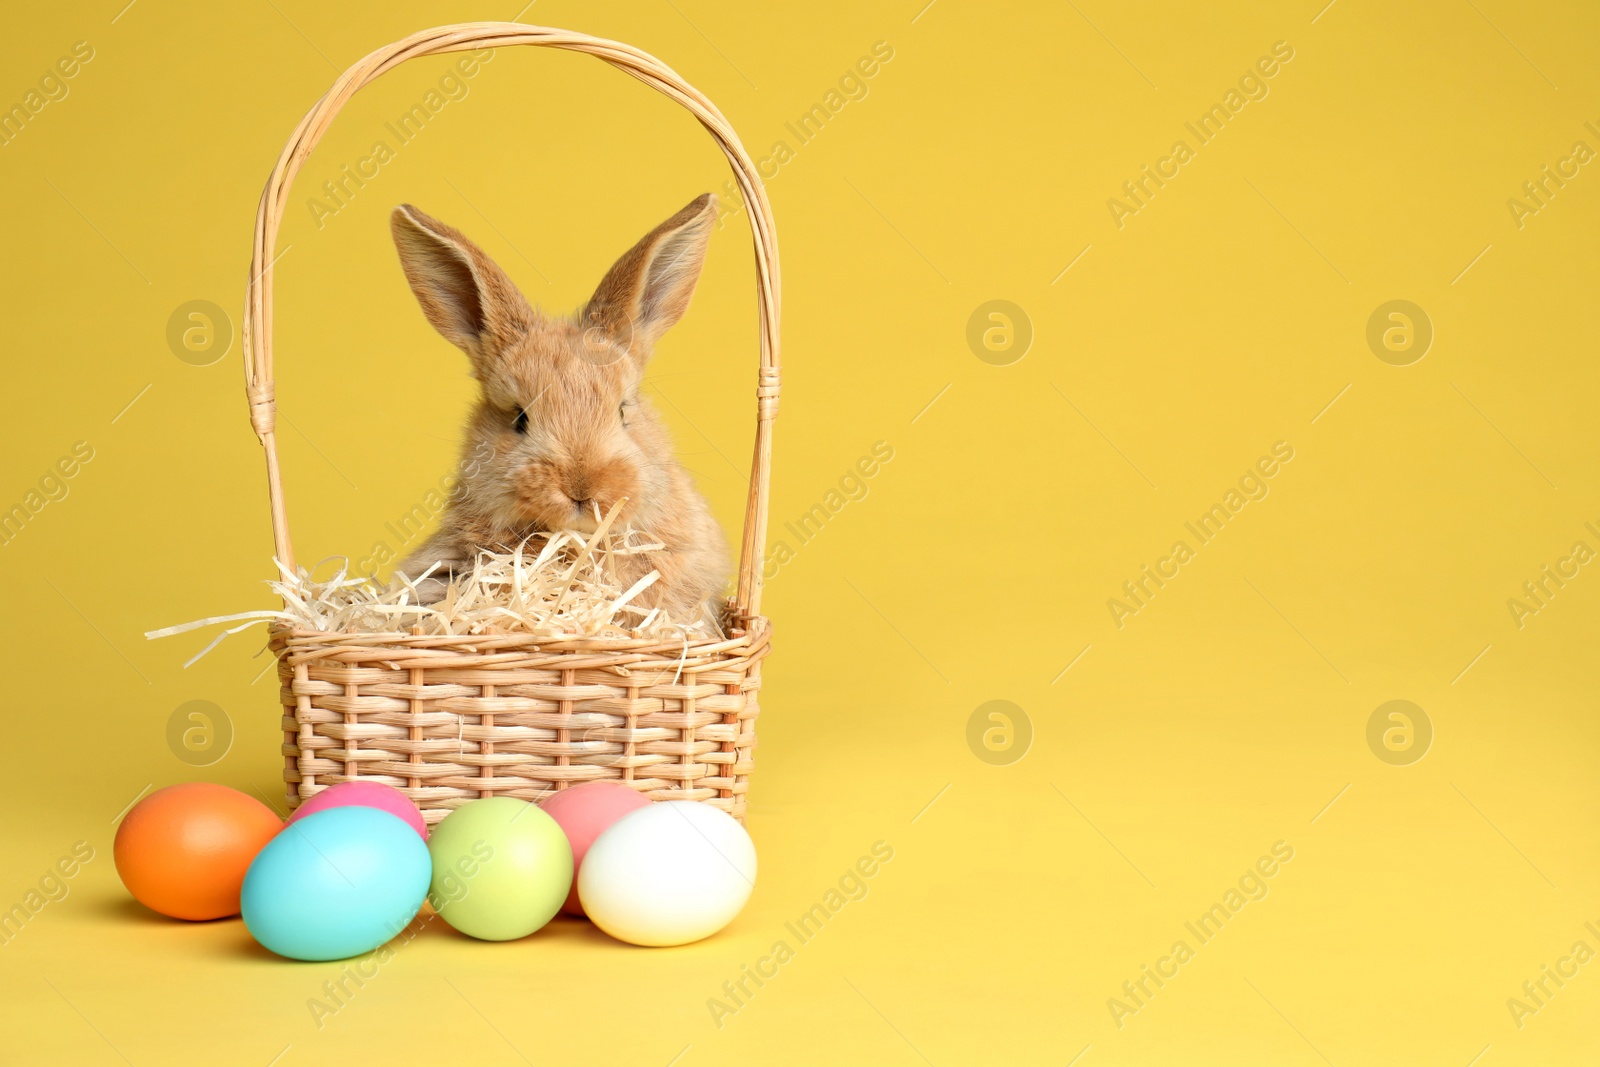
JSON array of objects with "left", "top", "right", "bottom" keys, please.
[{"left": 567, "top": 482, "right": 594, "bottom": 511}]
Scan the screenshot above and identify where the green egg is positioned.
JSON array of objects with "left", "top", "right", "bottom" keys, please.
[{"left": 427, "top": 797, "right": 573, "bottom": 941}]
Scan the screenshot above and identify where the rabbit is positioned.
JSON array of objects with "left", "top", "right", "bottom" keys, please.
[{"left": 387, "top": 193, "right": 731, "bottom": 623}]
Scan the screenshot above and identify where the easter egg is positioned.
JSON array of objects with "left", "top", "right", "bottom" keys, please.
[
  {"left": 578, "top": 801, "right": 756, "bottom": 947},
  {"left": 114, "top": 782, "right": 282, "bottom": 920},
  {"left": 241, "top": 806, "right": 430, "bottom": 961},
  {"left": 427, "top": 797, "right": 571, "bottom": 941},
  {"left": 286, "top": 781, "right": 428, "bottom": 840},
  {"left": 538, "top": 781, "right": 652, "bottom": 915}
]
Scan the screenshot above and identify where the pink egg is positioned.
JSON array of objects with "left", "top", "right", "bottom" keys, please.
[
  {"left": 539, "top": 781, "right": 652, "bottom": 915},
  {"left": 286, "top": 782, "right": 428, "bottom": 840}
]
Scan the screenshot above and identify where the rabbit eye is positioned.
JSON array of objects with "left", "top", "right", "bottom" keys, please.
[{"left": 512, "top": 409, "right": 528, "bottom": 434}]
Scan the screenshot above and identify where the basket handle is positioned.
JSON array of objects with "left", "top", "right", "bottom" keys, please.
[{"left": 243, "top": 23, "right": 780, "bottom": 620}]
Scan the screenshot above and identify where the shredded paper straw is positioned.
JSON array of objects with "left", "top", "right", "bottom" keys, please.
[{"left": 146, "top": 501, "right": 720, "bottom": 665}]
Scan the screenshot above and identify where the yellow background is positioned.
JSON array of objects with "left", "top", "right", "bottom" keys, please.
[{"left": 2, "top": 0, "right": 1598, "bottom": 1064}]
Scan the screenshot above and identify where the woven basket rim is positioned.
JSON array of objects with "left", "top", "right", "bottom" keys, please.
[{"left": 267, "top": 613, "right": 771, "bottom": 654}]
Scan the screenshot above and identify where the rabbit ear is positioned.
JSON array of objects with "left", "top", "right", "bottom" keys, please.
[
  {"left": 390, "top": 204, "right": 529, "bottom": 372},
  {"left": 583, "top": 193, "right": 717, "bottom": 361}
]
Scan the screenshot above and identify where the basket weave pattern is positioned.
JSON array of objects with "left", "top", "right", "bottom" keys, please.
[
  {"left": 269, "top": 627, "right": 771, "bottom": 823},
  {"left": 244, "top": 24, "right": 780, "bottom": 823}
]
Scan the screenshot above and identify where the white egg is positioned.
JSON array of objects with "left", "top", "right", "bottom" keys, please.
[{"left": 578, "top": 801, "right": 757, "bottom": 946}]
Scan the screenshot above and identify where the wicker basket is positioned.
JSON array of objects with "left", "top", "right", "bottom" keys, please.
[{"left": 242, "top": 24, "right": 780, "bottom": 824}]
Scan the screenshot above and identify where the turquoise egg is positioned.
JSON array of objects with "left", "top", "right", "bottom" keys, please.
[{"left": 242, "top": 806, "right": 430, "bottom": 961}]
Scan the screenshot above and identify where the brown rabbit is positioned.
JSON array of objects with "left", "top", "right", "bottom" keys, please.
[{"left": 389, "top": 193, "right": 730, "bottom": 622}]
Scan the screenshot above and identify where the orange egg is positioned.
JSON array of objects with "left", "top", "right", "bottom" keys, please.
[{"left": 114, "top": 783, "right": 282, "bottom": 920}]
